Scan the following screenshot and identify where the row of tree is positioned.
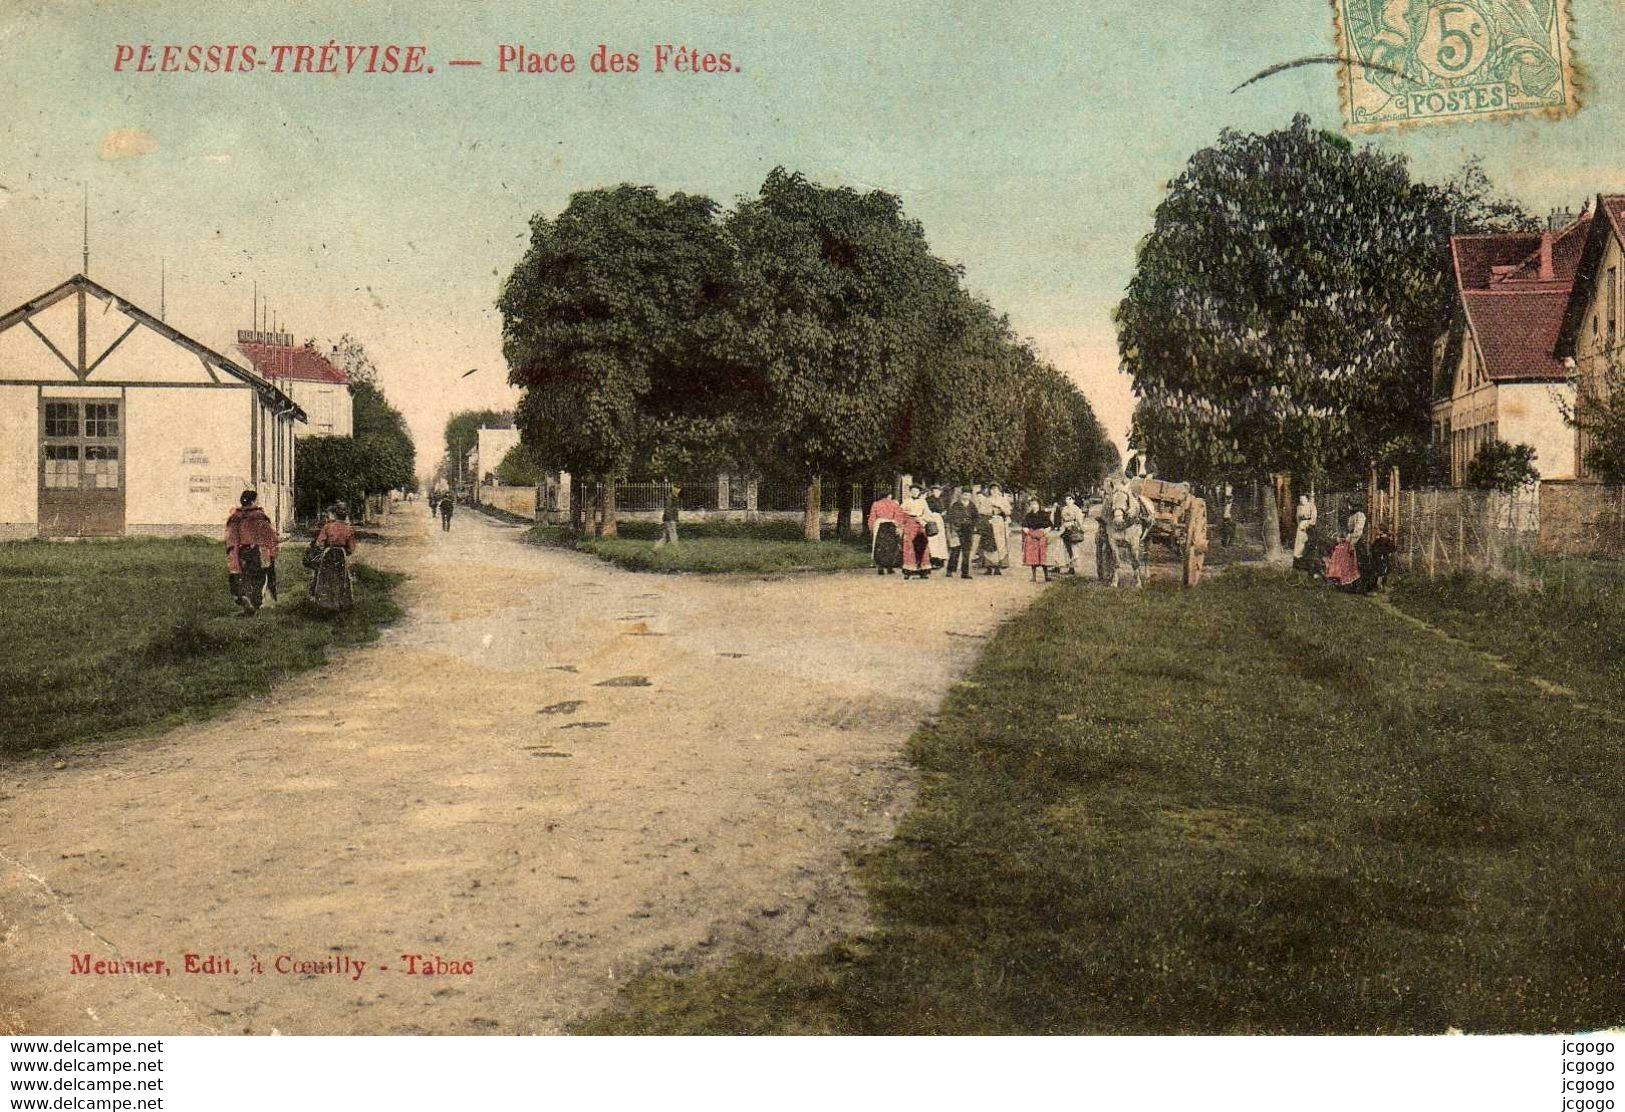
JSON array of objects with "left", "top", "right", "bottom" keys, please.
[
  {"left": 1116, "top": 115, "right": 1543, "bottom": 547},
  {"left": 293, "top": 335, "right": 416, "bottom": 519},
  {"left": 497, "top": 169, "right": 1118, "bottom": 539}
]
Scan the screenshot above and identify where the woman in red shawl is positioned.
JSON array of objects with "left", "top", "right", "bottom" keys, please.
[
  {"left": 1322, "top": 503, "right": 1362, "bottom": 589},
  {"left": 867, "top": 492, "right": 931, "bottom": 578},
  {"left": 225, "top": 489, "right": 280, "bottom": 616}
]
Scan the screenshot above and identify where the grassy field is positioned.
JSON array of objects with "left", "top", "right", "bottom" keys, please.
[
  {"left": 1388, "top": 571, "right": 1624, "bottom": 706},
  {"left": 526, "top": 519, "right": 873, "bottom": 574},
  {"left": 0, "top": 538, "right": 402, "bottom": 756},
  {"left": 579, "top": 567, "right": 1623, "bottom": 1034}
]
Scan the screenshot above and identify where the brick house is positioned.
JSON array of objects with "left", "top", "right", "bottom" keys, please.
[{"left": 1432, "top": 216, "right": 1588, "bottom": 484}]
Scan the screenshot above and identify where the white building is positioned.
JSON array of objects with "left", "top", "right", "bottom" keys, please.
[
  {"left": 472, "top": 425, "right": 522, "bottom": 484},
  {"left": 233, "top": 331, "right": 352, "bottom": 438},
  {"left": 0, "top": 274, "right": 304, "bottom": 539}
]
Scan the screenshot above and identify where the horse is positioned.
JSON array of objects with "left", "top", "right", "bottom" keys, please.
[{"left": 1103, "top": 485, "right": 1147, "bottom": 589}]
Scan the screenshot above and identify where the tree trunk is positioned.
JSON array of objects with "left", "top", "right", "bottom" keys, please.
[
  {"left": 834, "top": 475, "right": 853, "bottom": 540},
  {"left": 803, "top": 477, "right": 822, "bottom": 542},
  {"left": 599, "top": 477, "right": 618, "bottom": 538},
  {"left": 860, "top": 479, "right": 877, "bottom": 534},
  {"left": 1262, "top": 473, "right": 1286, "bottom": 563}
]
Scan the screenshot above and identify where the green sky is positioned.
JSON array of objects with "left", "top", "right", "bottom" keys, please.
[{"left": 3, "top": 0, "right": 1622, "bottom": 465}]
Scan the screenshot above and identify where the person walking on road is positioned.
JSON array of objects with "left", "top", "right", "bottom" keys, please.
[
  {"left": 308, "top": 502, "right": 360, "bottom": 610},
  {"left": 656, "top": 485, "right": 682, "bottom": 547},
  {"left": 225, "top": 489, "right": 279, "bottom": 616},
  {"left": 439, "top": 495, "right": 455, "bottom": 532}
]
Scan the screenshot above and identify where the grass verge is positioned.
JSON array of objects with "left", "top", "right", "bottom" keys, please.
[
  {"left": 578, "top": 567, "right": 1622, "bottom": 1034},
  {"left": 526, "top": 520, "right": 872, "bottom": 575},
  {"left": 0, "top": 537, "right": 402, "bottom": 756},
  {"left": 1386, "top": 570, "right": 1623, "bottom": 706}
]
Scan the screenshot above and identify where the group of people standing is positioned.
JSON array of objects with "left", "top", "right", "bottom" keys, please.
[
  {"left": 1291, "top": 494, "right": 1393, "bottom": 593},
  {"left": 867, "top": 482, "right": 1109, "bottom": 583}
]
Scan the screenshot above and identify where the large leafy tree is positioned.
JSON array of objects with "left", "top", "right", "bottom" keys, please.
[
  {"left": 295, "top": 435, "right": 367, "bottom": 519},
  {"left": 1010, "top": 359, "right": 1120, "bottom": 499},
  {"left": 898, "top": 293, "right": 1028, "bottom": 483},
  {"left": 497, "top": 170, "right": 1118, "bottom": 539},
  {"left": 1118, "top": 116, "right": 1532, "bottom": 550},
  {"left": 295, "top": 337, "right": 415, "bottom": 515},
  {"left": 726, "top": 169, "right": 962, "bottom": 538},
  {"left": 498, "top": 185, "right": 738, "bottom": 535},
  {"left": 352, "top": 382, "right": 415, "bottom": 493},
  {"left": 328, "top": 333, "right": 379, "bottom": 388}
]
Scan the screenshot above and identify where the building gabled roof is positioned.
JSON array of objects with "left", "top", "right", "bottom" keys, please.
[
  {"left": 1448, "top": 213, "right": 1602, "bottom": 384},
  {"left": 0, "top": 274, "right": 306, "bottom": 419},
  {"left": 1451, "top": 233, "right": 1543, "bottom": 291},
  {"left": 1502, "top": 215, "right": 1593, "bottom": 282},
  {"left": 235, "top": 338, "right": 350, "bottom": 385},
  {"left": 1556, "top": 193, "right": 1625, "bottom": 356},
  {"left": 1460, "top": 288, "right": 1573, "bottom": 381}
]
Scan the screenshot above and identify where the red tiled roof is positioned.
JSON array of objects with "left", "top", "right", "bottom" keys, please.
[
  {"left": 1602, "top": 195, "right": 1625, "bottom": 238},
  {"left": 1504, "top": 216, "right": 1593, "bottom": 282},
  {"left": 236, "top": 341, "right": 349, "bottom": 385},
  {"left": 1460, "top": 288, "right": 1572, "bottom": 381},
  {"left": 1451, "top": 233, "right": 1542, "bottom": 290}
]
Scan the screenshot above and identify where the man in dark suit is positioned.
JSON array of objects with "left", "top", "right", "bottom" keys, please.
[{"left": 944, "top": 486, "right": 979, "bottom": 580}]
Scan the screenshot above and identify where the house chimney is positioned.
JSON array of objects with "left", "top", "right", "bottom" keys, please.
[{"left": 1539, "top": 231, "right": 1554, "bottom": 280}]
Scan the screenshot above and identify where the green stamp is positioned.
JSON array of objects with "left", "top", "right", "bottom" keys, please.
[{"left": 1333, "top": 0, "right": 1576, "bottom": 130}]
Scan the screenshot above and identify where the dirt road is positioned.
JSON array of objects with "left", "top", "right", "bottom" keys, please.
[{"left": 0, "top": 506, "right": 1046, "bottom": 1034}]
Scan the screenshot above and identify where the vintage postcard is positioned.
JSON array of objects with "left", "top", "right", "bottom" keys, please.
[{"left": 0, "top": 0, "right": 1620, "bottom": 1107}]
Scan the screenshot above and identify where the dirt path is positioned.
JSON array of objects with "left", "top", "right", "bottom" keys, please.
[{"left": 0, "top": 506, "right": 1050, "bottom": 1034}]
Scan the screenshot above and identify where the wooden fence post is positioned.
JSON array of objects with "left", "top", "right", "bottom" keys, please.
[{"left": 1389, "top": 466, "right": 1401, "bottom": 538}]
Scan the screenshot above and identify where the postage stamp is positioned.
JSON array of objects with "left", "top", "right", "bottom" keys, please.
[{"left": 1333, "top": 0, "right": 1577, "bottom": 130}]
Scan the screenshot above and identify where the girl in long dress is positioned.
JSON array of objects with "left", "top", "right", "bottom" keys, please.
[
  {"left": 986, "top": 483, "right": 1013, "bottom": 573},
  {"left": 1292, "top": 494, "right": 1318, "bottom": 565},
  {"left": 1044, "top": 500, "right": 1070, "bottom": 575},
  {"left": 867, "top": 494, "right": 907, "bottom": 575},
  {"left": 897, "top": 485, "right": 936, "bottom": 579},
  {"left": 1058, "top": 495, "right": 1088, "bottom": 574},
  {"left": 913, "top": 485, "right": 950, "bottom": 570},
  {"left": 1021, "top": 498, "right": 1052, "bottom": 581}
]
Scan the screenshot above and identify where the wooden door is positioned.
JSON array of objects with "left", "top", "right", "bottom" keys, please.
[{"left": 39, "top": 399, "right": 125, "bottom": 538}]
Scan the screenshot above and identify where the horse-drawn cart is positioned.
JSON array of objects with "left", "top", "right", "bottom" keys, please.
[{"left": 1129, "top": 478, "right": 1209, "bottom": 587}]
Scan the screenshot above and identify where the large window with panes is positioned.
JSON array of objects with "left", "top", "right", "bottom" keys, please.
[{"left": 41, "top": 400, "right": 121, "bottom": 490}]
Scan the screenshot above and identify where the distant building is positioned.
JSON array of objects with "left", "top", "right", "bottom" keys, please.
[
  {"left": 472, "top": 426, "right": 522, "bottom": 485},
  {"left": 1433, "top": 215, "right": 1586, "bottom": 485},
  {"left": 1554, "top": 194, "right": 1625, "bottom": 479},
  {"left": 233, "top": 331, "right": 352, "bottom": 438},
  {"left": 0, "top": 274, "right": 304, "bottom": 538}
]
